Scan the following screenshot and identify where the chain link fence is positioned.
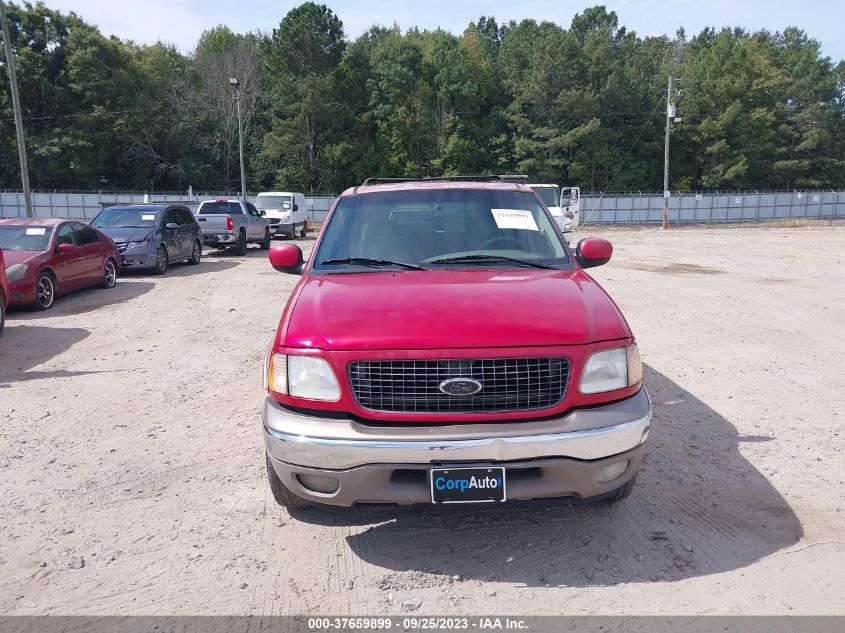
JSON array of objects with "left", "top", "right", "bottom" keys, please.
[
  {"left": 1, "top": 189, "right": 842, "bottom": 226},
  {"left": 578, "top": 190, "right": 845, "bottom": 225},
  {"left": 0, "top": 191, "right": 337, "bottom": 223}
]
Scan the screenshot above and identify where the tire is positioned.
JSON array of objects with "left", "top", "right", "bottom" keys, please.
[
  {"left": 100, "top": 259, "right": 117, "bottom": 289},
  {"left": 299, "top": 223, "right": 308, "bottom": 238},
  {"left": 266, "top": 453, "right": 310, "bottom": 509},
  {"left": 259, "top": 228, "right": 271, "bottom": 251},
  {"left": 153, "top": 246, "right": 169, "bottom": 275},
  {"left": 234, "top": 230, "right": 247, "bottom": 256},
  {"left": 0, "top": 298, "right": 5, "bottom": 335},
  {"left": 602, "top": 473, "right": 638, "bottom": 503},
  {"left": 187, "top": 240, "right": 202, "bottom": 265},
  {"left": 33, "top": 272, "right": 56, "bottom": 310}
]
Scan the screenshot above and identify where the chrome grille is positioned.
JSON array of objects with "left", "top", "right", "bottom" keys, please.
[
  {"left": 115, "top": 242, "right": 128, "bottom": 253},
  {"left": 348, "top": 358, "right": 570, "bottom": 414},
  {"left": 267, "top": 218, "right": 282, "bottom": 225}
]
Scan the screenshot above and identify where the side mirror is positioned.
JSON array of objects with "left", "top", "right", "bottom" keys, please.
[
  {"left": 165, "top": 222, "right": 178, "bottom": 230},
  {"left": 56, "top": 242, "right": 74, "bottom": 253},
  {"left": 575, "top": 237, "right": 612, "bottom": 269},
  {"left": 293, "top": 204, "right": 299, "bottom": 212},
  {"left": 259, "top": 210, "right": 266, "bottom": 216},
  {"left": 269, "top": 244, "right": 304, "bottom": 275}
]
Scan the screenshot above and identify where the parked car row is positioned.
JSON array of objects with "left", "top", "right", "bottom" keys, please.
[{"left": 0, "top": 195, "right": 312, "bottom": 329}]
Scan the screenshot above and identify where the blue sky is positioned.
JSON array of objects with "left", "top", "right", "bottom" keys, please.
[{"left": 47, "top": 0, "right": 844, "bottom": 61}]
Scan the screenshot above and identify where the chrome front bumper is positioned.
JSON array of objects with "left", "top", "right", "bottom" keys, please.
[{"left": 263, "top": 387, "right": 651, "bottom": 470}]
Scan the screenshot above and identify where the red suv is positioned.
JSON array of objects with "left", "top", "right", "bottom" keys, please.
[
  {"left": 263, "top": 177, "right": 650, "bottom": 509},
  {"left": 0, "top": 248, "right": 9, "bottom": 334}
]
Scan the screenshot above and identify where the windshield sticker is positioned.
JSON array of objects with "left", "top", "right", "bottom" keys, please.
[
  {"left": 491, "top": 209, "right": 539, "bottom": 231},
  {"left": 25, "top": 228, "right": 47, "bottom": 236},
  {"left": 141, "top": 214, "right": 156, "bottom": 221},
  {"left": 283, "top": 202, "right": 291, "bottom": 208}
]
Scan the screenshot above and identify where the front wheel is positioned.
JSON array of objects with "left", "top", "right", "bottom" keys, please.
[
  {"left": 266, "top": 453, "right": 310, "bottom": 509},
  {"left": 260, "top": 229, "right": 271, "bottom": 251},
  {"left": 601, "top": 473, "right": 638, "bottom": 503},
  {"left": 100, "top": 259, "right": 117, "bottom": 289},
  {"left": 153, "top": 246, "right": 169, "bottom": 275},
  {"left": 187, "top": 240, "right": 202, "bottom": 265},
  {"left": 34, "top": 272, "right": 56, "bottom": 310},
  {"left": 299, "top": 223, "right": 308, "bottom": 238}
]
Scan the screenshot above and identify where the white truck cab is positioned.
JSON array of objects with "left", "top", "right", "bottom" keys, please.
[
  {"left": 255, "top": 191, "right": 308, "bottom": 239},
  {"left": 529, "top": 184, "right": 580, "bottom": 244}
]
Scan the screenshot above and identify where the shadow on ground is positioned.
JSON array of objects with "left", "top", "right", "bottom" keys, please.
[
  {"left": 6, "top": 280, "right": 154, "bottom": 319},
  {"left": 291, "top": 365, "right": 802, "bottom": 587},
  {"left": 121, "top": 259, "right": 240, "bottom": 277},
  {"left": 0, "top": 325, "right": 91, "bottom": 385}
]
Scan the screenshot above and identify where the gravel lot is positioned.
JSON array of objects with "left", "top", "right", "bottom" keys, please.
[{"left": 1, "top": 225, "right": 843, "bottom": 615}]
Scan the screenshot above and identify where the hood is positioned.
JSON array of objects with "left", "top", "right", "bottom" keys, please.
[
  {"left": 283, "top": 269, "right": 630, "bottom": 350},
  {"left": 3, "top": 250, "right": 44, "bottom": 267},
  {"left": 96, "top": 227, "right": 153, "bottom": 242}
]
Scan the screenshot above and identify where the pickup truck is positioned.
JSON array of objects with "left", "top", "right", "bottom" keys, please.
[
  {"left": 262, "top": 176, "right": 650, "bottom": 510},
  {"left": 195, "top": 199, "right": 270, "bottom": 255}
]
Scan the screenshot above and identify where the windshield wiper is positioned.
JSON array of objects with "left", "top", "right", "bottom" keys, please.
[
  {"left": 320, "top": 257, "right": 427, "bottom": 271},
  {"left": 427, "top": 254, "right": 557, "bottom": 270}
]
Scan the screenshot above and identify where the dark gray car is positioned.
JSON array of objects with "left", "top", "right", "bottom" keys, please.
[{"left": 90, "top": 205, "right": 202, "bottom": 274}]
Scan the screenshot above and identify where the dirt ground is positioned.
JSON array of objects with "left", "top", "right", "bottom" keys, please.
[{"left": 1, "top": 225, "right": 843, "bottom": 616}]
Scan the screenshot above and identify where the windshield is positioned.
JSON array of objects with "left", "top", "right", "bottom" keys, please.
[
  {"left": 531, "top": 186, "right": 560, "bottom": 207},
  {"left": 314, "top": 189, "right": 570, "bottom": 271},
  {"left": 91, "top": 207, "right": 160, "bottom": 228},
  {"left": 256, "top": 195, "right": 293, "bottom": 212},
  {"left": 0, "top": 225, "right": 53, "bottom": 251}
]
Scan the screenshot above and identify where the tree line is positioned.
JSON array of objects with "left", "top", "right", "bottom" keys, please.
[{"left": 1, "top": 2, "right": 843, "bottom": 194}]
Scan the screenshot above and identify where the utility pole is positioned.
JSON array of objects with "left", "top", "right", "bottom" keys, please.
[
  {"left": 662, "top": 76, "right": 673, "bottom": 230},
  {"left": 229, "top": 77, "right": 247, "bottom": 202},
  {"left": 0, "top": 0, "right": 32, "bottom": 218}
]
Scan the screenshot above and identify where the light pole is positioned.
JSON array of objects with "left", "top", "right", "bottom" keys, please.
[
  {"left": 0, "top": 0, "right": 32, "bottom": 218},
  {"left": 662, "top": 77, "right": 682, "bottom": 230},
  {"left": 662, "top": 76, "right": 673, "bottom": 230},
  {"left": 229, "top": 77, "right": 247, "bottom": 202}
]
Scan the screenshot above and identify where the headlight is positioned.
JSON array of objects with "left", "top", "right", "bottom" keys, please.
[
  {"left": 126, "top": 240, "right": 149, "bottom": 250},
  {"left": 5, "top": 263, "right": 28, "bottom": 281},
  {"left": 267, "top": 354, "right": 341, "bottom": 401},
  {"left": 580, "top": 345, "right": 642, "bottom": 394}
]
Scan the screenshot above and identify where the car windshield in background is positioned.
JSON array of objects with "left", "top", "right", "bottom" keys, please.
[
  {"left": 256, "top": 195, "right": 292, "bottom": 211},
  {"left": 532, "top": 187, "right": 560, "bottom": 207},
  {"left": 199, "top": 202, "right": 242, "bottom": 214},
  {"left": 0, "top": 225, "right": 53, "bottom": 251},
  {"left": 91, "top": 207, "right": 159, "bottom": 228},
  {"left": 314, "top": 189, "right": 570, "bottom": 271}
]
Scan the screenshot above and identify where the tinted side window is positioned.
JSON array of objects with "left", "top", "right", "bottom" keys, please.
[
  {"left": 56, "top": 224, "right": 77, "bottom": 246},
  {"left": 178, "top": 209, "right": 195, "bottom": 225},
  {"left": 246, "top": 203, "right": 260, "bottom": 216},
  {"left": 73, "top": 224, "right": 100, "bottom": 245},
  {"left": 162, "top": 209, "right": 177, "bottom": 226}
]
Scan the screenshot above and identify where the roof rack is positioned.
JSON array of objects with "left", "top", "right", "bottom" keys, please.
[{"left": 360, "top": 175, "right": 529, "bottom": 186}]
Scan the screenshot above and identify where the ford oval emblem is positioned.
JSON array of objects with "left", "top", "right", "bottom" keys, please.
[{"left": 439, "top": 378, "right": 483, "bottom": 397}]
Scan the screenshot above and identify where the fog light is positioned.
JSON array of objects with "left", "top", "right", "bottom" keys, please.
[
  {"left": 594, "top": 460, "right": 629, "bottom": 484},
  {"left": 296, "top": 473, "right": 340, "bottom": 494}
]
